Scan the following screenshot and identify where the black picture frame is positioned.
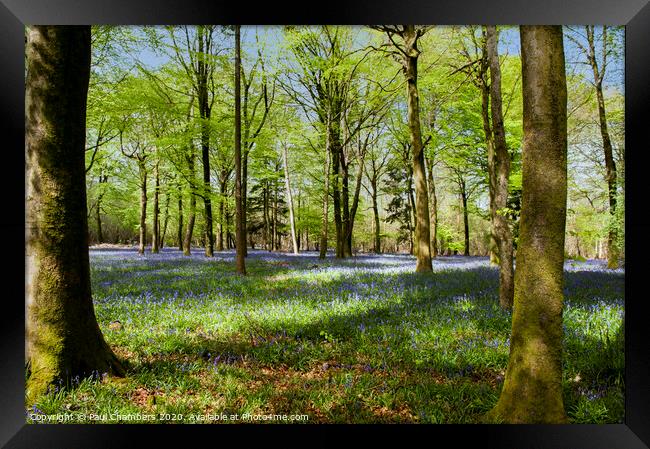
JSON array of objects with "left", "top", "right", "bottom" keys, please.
[{"left": 2, "top": 0, "right": 649, "bottom": 447}]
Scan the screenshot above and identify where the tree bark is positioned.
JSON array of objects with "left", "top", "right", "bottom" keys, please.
[
  {"left": 234, "top": 26, "right": 246, "bottom": 274},
  {"left": 26, "top": 26, "right": 124, "bottom": 403},
  {"left": 283, "top": 143, "right": 299, "bottom": 254},
  {"left": 183, "top": 149, "right": 196, "bottom": 255},
  {"left": 371, "top": 176, "right": 381, "bottom": 254},
  {"left": 489, "top": 25, "right": 568, "bottom": 424},
  {"left": 460, "top": 177, "right": 470, "bottom": 256},
  {"left": 160, "top": 186, "right": 170, "bottom": 249},
  {"left": 177, "top": 184, "right": 184, "bottom": 251},
  {"left": 319, "top": 123, "right": 331, "bottom": 259},
  {"left": 95, "top": 173, "right": 108, "bottom": 244},
  {"left": 138, "top": 160, "right": 148, "bottom": 255},
  {"left": 151, "top": 161, "right": 160, "bottom": 253},
  {"left": 407, "top": 168, "right": 416, "bottom": 256},
  {"left": 331, "top": 129, "right": 343, "bottom": 258},
  {"left": 403, "top": 26, "right": 432, "bottom": 272},
  {"left": 486, "top": 25, "right": 515, "bottom": 309},
  {"left": 197, "top": 26, "right": 214, "bottom": 258},
  {"left": 426, "top": 156, "right": 438, "bottom": 258}
]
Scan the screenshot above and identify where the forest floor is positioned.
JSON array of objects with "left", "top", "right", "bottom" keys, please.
[{"left": 28, "top": 248, "right": 625, "bottom": 424}]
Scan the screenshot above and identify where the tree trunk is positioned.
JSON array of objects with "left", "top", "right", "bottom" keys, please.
[
  {"left": 264, "top": 181, "right": 270, "bottom": 251},
  {"left": 371, "top": 176, "right": 381, "bottom": 254},
  {"left": 151, "top": 161, "right": 160, "bottom": 253},
  {"left": 197, "top": 27, "right": 214, "bottom": 258},
  {"left": 273, "top": 182, "right": 279, "bottom": 250},
  {"left": 460, "top": 178, "right": 470, "bottom": 256},
  {"left": 161, "top": 187, "right": 171, "bottom": 249},
  {"left": 283, "top": 143, "right": 299, "bottom": 254},
  {"left": 138, "top": 161, "right": 147, "bottom": 255},
  {"left": 341, "top": 151, "right": 352, "bottom": 257},
  {"left": 177, "top": 185, "right": 183, "bottom": 251},
  {"left": 183, "top": 150, "right": 196, "bottom": 256},
  {"left": 234, "top": 25, "right": 246, "bottom": 274},
  {"left": 487, "top": 25, "right": 515, "bottom": 309},
  {"left": 218, "top": 179, "right": 227, "bottom": 251},
  {"left": 25, "top": 26, "right": 124, "bottom": 403},
  {"left": 331, "top": 132, "right": 343, "bottom": 258},
  {"left": 426, "top": 156, "right": 438, "bottom": 258},
  {"left": 407, "top": 170, "right": 416, "bottom": 256},
  {"left": 585, "top": 27, "right": 619, "bottom": 269},
  {"left": 489, "top": 25, "right": 568, "bottom": 424},
  {"left": 320, "top": 129, "right": 330, "bottom": 259},
  {"left": 403, "top": 26, "right": 432, "bottom": 272},
  {"left": 479, "top": 57, "right": 499, "bottom": 266}
]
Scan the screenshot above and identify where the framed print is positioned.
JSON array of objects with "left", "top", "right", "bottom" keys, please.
[{"left": 3, "top": 0, "right": 649, "bottom": 447}]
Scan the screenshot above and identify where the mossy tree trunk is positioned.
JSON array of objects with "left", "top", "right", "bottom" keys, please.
[
  {"left": 403, "top": 27, "right": 433, "bottom": 272},
  {"left": 25, "top": 25, "right": 125, "bottom": 405},
  {"left": 489, "top": 25, "right": 568, "bottom": 424},
  {"left": 486, "top": 26, "right": 515, "bottom": 309}
]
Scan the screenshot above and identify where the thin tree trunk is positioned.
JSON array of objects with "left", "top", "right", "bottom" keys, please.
[
  {"left": 460, "top": 178, "right": 470, "bottom": 256},
  {"left": 161, "top": 187, "right": 171, "bottom": 249},
  {"left": 585, "top": 26, "right": 619, "bottom": 269},
  {"left": 138, "top": 161, "right": 147, "bottom": 255},
  {"left": 177, "top": 185, "right": 183, "bottom": 251},
  {"left": 407, "top": 170, "right": 416, "bottom": 256},
  {"left": 371, "top": 176, "right": 381, "bottom": 253},
  {"left": 320, "top": 116, "right": 331, "bottom": 259},
  {"left": 331, "top": 132, "right": 343, "bottom": 258},
  {"left": 487, "top": 25, "right": 515, "bottom": 309},
  {"left": 183, "top": 149, "right": 196, "bottom": 256},
  {"left": 490, "top": 25, "right": 568, "bottom": 424},
  {"left": 273, "top": 181, "right": 279, "bottom": 250},
  {"left": 426, "top": 156, "right": 438, "bottom": 257},
  {"left": 26, "top": 26, "right": 124, "bottom": 403},
  {"left": 197, "top": 27, "right": 214, "bottom": 258},
  {"left": 283, "top": 143, "right": 299, "bottom": 254},
  {"left": 480, "top": 63, "right": 499, "bottom": 265},
  {"left": 218, "top": 179, "right": 227, "bottom": 251},
  {"left": 151, "top": 161, "right": 160, "bottom": 253},
  {"left": 264, "top": 181, "right": 270, "bottom": 251},
  {"left": 234, "top": 25, "right": 246, "bottom": 274}
]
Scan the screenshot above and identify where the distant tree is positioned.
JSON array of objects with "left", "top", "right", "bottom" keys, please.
[
  {"left": 371, "top": 25, "right": 433, "bottom": 272},
  {"left": 26, "top": 25, "right": 124, "bottom": 404},
  {"left": 566, "top": 26, "right": 623, "bottom": 268},
  {"left": 489, "top": 25, "right": 568, "bottom": 423}
]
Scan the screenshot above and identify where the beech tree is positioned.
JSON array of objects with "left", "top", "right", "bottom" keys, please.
[
  {"left": 26, "top": 25, "right": 124, "bottom": 403},
  {"left": 486, "top": 26, "right": 515, "bottom": 309},
  {"left": 489, "top": 25, "right": 568, "bottom": 423},
  {"left": 566, "top": 26, "right": 622, "bottom": 269},
  {"left": 234, "top": 25, "right": 246, "bottom": 274},
  {"left": 371, "top": 25, "right": 433, "bottom": 272}
]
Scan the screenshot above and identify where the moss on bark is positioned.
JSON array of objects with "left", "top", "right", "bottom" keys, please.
[
  {"left": 487, "top": 25, "right": 568, "bottom": 424},
  {"left": 26, "top": 26, "right": 125, "bottom": 406}
]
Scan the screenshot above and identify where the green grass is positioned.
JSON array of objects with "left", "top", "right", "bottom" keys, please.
[{"left": 26, "top": 250, "right": 624, "bottom": 424}]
